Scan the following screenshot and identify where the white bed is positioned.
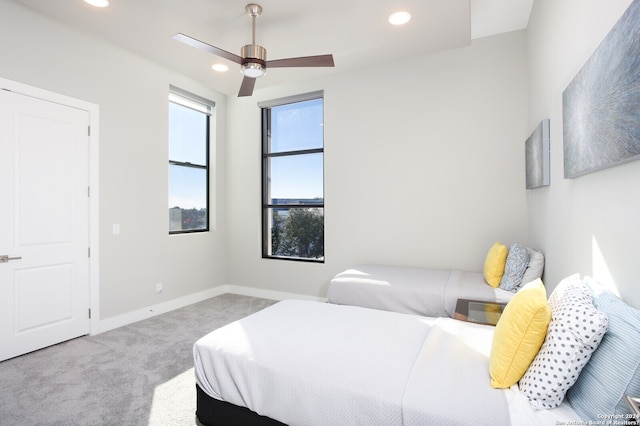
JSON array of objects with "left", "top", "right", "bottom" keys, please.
[
  {"left": 194, "top": 299, "right": 582, "bottom": 425},
  {"left": 328, "top": 265, "right": 517, "bottom": 317}
]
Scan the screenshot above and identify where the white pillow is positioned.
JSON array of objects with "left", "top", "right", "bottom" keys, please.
[
  {"left": 521, "top": 248, "right": 544, "bottom": 285},
  {"left": 519, "top": 274, "right": 608, "bottom": 409}
]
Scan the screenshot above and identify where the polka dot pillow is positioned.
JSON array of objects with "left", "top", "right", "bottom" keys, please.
[{"left": 519, "top": 274, "right": 608, "bottom": 409}]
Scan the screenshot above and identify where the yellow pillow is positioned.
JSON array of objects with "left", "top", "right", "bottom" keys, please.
[
  {"left": 484, "top": 242, "right": 508, "bottom": 287},
  {"left": 489, "top": 279, "right": 551, "bottom": 388}
]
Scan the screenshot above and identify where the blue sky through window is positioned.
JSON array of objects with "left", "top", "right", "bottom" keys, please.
[
  {"left": 169, "top": 165, "right": 206, "bottom": 209},
  {"left": 270, "top": 98, "right": 324, "bottom": 200},
  {"left": 169, "top": 102, "right": 208, "bottom": 210}
]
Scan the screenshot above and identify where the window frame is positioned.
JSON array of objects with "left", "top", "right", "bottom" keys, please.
[
  {"left": 168, "top": 86, "right": 214, "bottom": 235},
  {"left": 259, "top": 91, "right": 325, "bottom": 262}
]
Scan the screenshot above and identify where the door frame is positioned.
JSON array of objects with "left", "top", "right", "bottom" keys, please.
[{"left": 1, "top": 77, "right": 100, "bottom": 336}]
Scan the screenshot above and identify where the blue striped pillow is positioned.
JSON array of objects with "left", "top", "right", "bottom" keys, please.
[{"left": 565, "top": 276, "right": 640, "bottom": 420}]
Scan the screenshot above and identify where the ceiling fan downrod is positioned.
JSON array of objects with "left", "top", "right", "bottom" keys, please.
[
  {"left": 241, "top": 4, "right": 266, "bottom": 77},
  {"left": 247, "top": 4, "right": 261, "bottom": 45}
]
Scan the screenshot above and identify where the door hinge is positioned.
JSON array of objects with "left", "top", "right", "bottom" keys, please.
[
  {"left": 88, "top": 126, "right": 91, "bottom": 136},
  {"left": 88, "top": 247, "right": 91, "bottom": 258},
  {"left": 88, "top": 186, "right": 90, "bottom": 197},
  {"left": 88, "top": 308, "right": 92, "bottom": 319}
]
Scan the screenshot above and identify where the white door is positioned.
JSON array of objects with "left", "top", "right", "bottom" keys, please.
[{"left": 0, "top": 89, "right": 90, "bottom": 361}]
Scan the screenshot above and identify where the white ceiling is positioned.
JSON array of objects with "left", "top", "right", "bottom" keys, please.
[{"left": 12, "top": 0, "right": 533, "bottom": 97}]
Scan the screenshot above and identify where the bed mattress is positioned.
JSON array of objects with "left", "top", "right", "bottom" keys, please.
[
  {"left": 327, "top": 265, "right": 516, "bottom": 317},
  {"left": 194, "top": 300, "right": 582, "bottom": 425}
]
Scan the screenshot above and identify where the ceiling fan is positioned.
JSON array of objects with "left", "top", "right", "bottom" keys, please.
[{"left": 172, "top": 4, "right": 335, "bottom": 97}]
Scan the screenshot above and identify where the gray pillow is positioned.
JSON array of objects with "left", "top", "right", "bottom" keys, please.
[
  {"left": 521, "top": 248, "right": 544, "bottom": 286},
  {"left": 499, "top": 243, "right": 530, "bottom": 291}
]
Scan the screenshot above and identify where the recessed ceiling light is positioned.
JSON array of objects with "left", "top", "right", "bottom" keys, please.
[
  {"left": 84, "top": 0, "right": 110, "bottom": 7},
  {"left": 211, "top": 63, "right": 229, "bottom": 72},
  {"left": 388, "top": 11, "right": 411, "bottom": 26}
]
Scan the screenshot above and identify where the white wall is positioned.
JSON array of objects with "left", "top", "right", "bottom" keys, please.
[
  {"left": 0, "top": 0, "right": 229, "bottom": 320},
  {"left": 227, "top": 31, "right": 529, "bottom": 298},
  {"left": 527, "top": 0, "right": 640, "bottom": 308},
  {"left": 12, "top": 0, "right": 633, "bottom": 319}
]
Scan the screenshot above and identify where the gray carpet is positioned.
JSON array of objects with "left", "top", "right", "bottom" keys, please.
[{"left": 0, "top": 293, "right": 277, "bottom": 426}]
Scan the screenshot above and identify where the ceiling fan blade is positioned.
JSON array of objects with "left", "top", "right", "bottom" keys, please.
[
  {"left": 238, "top": 76, "right": 257, "bottom": 97},
  {"left": 171, "top": 33, "right": 243, "bottom": 64},
  {"left": 267, "top": 54, "right": 335, "bottom": 68}
]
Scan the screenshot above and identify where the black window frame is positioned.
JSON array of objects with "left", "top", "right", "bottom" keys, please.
[
  {"left": 168, "top": 86, "right": 213, "bottom": 235},
  {"left": 260, "top": 91, "right": 325, "bottom": 262}
]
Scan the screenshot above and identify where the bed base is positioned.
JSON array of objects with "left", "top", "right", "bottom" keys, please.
[{"left": 195, "top": 384, "right": 286, "bottom": 426}]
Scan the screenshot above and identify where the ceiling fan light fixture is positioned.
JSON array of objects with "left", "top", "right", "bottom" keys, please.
[
  {"left": 84, "top": 0, "right": 110, "bottom": 7},
  {"left": 241, "top": 62, "right": 266, "bottom": 78},
  {"left": 240, "top": 43, "right": 267, "bottom": 78},
  {"left": 388, "top": 11, "right": 411, "bottom": 25}
]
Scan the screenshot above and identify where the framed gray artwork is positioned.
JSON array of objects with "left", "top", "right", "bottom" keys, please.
[
  {"left": 563, "top": 0, "right": 640, "bottom": 178},
  {"left": 526, "top": 119, "right": 550, "bottom": 189}
]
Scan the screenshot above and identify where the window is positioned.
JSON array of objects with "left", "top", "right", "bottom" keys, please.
[
  {"left": 168, "top": 87, "right": 213, "bottom": 234},
  {"left": 260, "top": 92, "right": 325, "bottom": 262}
]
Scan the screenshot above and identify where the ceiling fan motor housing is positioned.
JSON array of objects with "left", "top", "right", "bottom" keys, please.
[{"left": 241, "top": 44, "right": 267, "bottom": 77}]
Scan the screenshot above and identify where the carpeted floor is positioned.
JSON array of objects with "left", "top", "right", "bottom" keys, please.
[{"left": 0, "top": 293, "right": 277, "bottom": 426}]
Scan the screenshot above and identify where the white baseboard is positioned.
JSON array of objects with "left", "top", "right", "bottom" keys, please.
[
  {"left": 96, "top": 285, "right": 325, "bottom": 334},
  {"left": 226, "top": 284, "right": 326, "bottom": 303},
  {"left": 96, "top": 286, "right": 228, "bottom": 334}
]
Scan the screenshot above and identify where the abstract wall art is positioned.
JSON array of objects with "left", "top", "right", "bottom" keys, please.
[
  {"left": 526, "top": 119, "right": 550, "bottom": 189},
  {"left": 563, "top": 0, "right": 640, "bottom": 179}
]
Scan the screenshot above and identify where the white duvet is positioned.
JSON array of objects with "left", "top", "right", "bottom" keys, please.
[
  {"left": 194, "top": 300, "right": 582, "bottom": 425},
  {"left": 328, "top": 265, "right": 516, "bottom": 317}
]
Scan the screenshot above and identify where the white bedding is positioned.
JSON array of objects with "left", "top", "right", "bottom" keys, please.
[
  {"left": 328, "top": 265, "right": 516, "bottom": 317},
  {"left": 402, "top": 316, "right": 509, "bottom": 425},
  {"left": 194, "top": 300, "right": 581, "bottom": 425},
  {"left": 195, "top": 300, "right": 436, "bottom": 425}
]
